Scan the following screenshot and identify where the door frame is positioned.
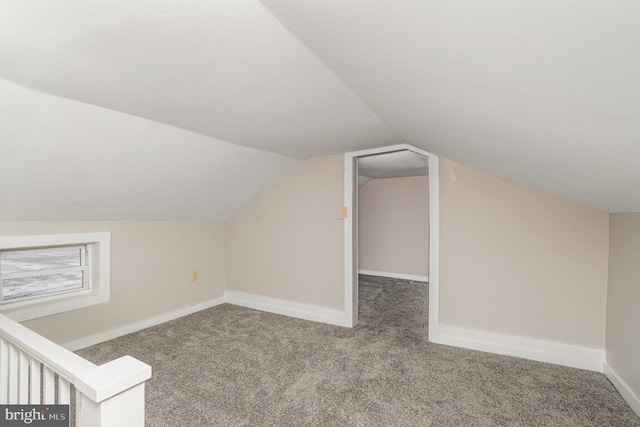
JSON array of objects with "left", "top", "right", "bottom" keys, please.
[{"left": 343, "top": 144, "right": 440, "bottom": 340}]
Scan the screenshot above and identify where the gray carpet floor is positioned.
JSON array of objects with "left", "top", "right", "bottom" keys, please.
[{"left": 77, "top": 275, "right": 640, "bottom": 426}]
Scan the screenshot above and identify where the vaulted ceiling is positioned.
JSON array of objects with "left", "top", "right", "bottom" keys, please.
[{"left": 1, "top": 0, "right": 639, "bottom": 220}]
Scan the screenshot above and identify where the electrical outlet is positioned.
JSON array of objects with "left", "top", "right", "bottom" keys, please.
[{"left": 190, "top": 269, "right": 198, "bottom": 281}]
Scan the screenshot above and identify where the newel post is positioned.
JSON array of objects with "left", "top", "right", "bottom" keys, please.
[{"left": 74, "top": 355, "right": 152, "bottom": 427}]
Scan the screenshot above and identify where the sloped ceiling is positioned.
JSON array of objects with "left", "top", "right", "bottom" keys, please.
[
  {"left": 1, "top": 0, "right": 639, "bottom": 220},
  {"left": 259, "top": 0, "right": 640, "bottom": 213},
  {"left": 359, "top": 151, "right": 429, "bottom": 180},
  {"left": 0, "top": 0, "right": 399, "bottom": 158},
  {"left": 0, "top": 0, "right": 399, "bottom": 220},
  {"left": 0, "top": 79, "right": 296, "bottom": 221},
  {"left": 358, "top": 150, "right": 429, "bottom": 187}
]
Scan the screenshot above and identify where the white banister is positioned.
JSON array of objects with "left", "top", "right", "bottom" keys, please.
[
  {"left": 76, "top": 356, "right": 150, "bottom": 427},
  {"left": 0, "top": 313, "right": 151, "bottom": 426}
]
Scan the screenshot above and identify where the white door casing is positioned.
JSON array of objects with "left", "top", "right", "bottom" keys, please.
[{"left": 343, "top": 144, "right": 440, "bottom": 339}]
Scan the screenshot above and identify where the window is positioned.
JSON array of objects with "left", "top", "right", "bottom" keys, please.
[
  {"left": 1, "top": 246, "right": 87, "bottom": 301},
  {"left": 0, "top": 232, "right": 110, "bottom": 322}
]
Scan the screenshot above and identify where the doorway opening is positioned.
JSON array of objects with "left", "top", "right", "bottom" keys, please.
[
  {"left": 343, "top": 144, "right": 440, "bottom": 340},
  {"left": 357, "top": 151, "right": 430, "bottom": 330}
]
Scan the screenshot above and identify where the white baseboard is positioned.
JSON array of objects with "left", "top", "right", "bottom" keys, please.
[
  {"left": 63, "top": 297, "right": 226, "bottom": 351},
  {"left": 64, "top": 295, "right": 608, "bottom": 378},
  {"left": 358, "top": 270, "right": 428, "bottom": 283},
  {"left": 430, "top": 324, "right": 605, "bottom": 372},
  {"left": 604, "top": 363, "right": 640, "bottom": 417},
  {"left": 224, "top": 290, "right": 351, "bottom": 327}
]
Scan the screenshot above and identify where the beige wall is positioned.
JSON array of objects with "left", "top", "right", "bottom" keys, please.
[
  {"left": 1, "top": 154, "right": 614, "bottom": 354},
  {"left": 358, "top": 176, "right": 429, "bottom": 278},
  {"left": 0, "top": 221, "right": 225, "bottom": 344},
  {"left": 224, "top": 155, "right": 345, "bottom": 310},
  {"left": 606, "top": 214, "right": 640, "bottom": 397},
  {"left": 439, "top": 159, "right": 609, "bottom": 348},
  {"left": 224, "top": 155, "right": 610, "bottom": 348}
]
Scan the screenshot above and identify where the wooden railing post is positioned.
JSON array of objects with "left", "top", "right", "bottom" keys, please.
[{"left": 75, "top": 356, "right": 151, "bottom": 427}]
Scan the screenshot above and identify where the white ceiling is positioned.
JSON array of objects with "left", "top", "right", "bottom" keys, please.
[
  {"left": 358, "top": 150, "right": 429, "bottom": 187},
  {"left": 0, "top": 0, "right": 400, "bottom": 159},
  {"left": 0, "top": 79, "right": 295, "bottom": 221},
  {"left": 260, "top": 0, "right": 640, "bottom": 212},
  {"left": 359, "top": 151, "right": 429, "bottom": 180},
  {"left": 1, "top": 0, "right": 639, "bottom": 219}
]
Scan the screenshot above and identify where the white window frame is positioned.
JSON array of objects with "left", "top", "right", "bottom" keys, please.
[{"left": 0, "top": 232, "right": 110, "bottom": 322}]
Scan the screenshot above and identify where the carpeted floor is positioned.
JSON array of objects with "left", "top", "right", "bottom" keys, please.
[{"left": 77, "top": 275, "right": 640, "bottom": 426}]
